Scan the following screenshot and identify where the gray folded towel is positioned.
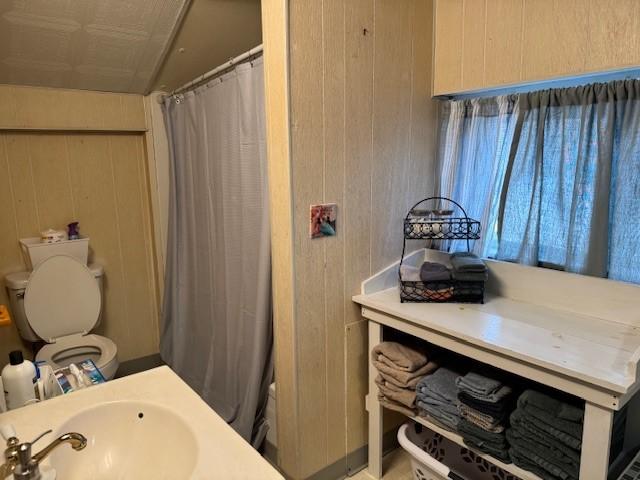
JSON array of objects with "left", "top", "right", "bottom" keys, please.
[
  {"left": 509, "top": 448, "right": 576, "bottom": 480},
  {"left": 456, "top": 371, "right": 511, "bottom": 401},
  {"left": 419, "top": 262, "right": 451, "bottom": 282},
  {"left": 452, "top": 271, "right": 489, "bottom": 282},
  {"left": 400, "top": 265, "right": 421, "bottom": 282},
  {"left": 517, "top": 391, "right": 583, "bottom": 443},
  {"left": 459, "top": 419, "right": 510, "bottom": 463},
  {"left": 416, "top": 367, "right": 462, "bottom": 405},
  {"left": 417, "top": 401, "right": 460, "bottom": 431},
  {"left": 450, "top": 252, "right": 488, "bottom": 273},
  {"left": 519, "top": 390, "right": 584, "bottom": 423},
  {"left": 510, "top": 409, "right": 581, "bottom": 462},
  {"left": 507, "top": 428, "right": 579, "bottom": 479},
  {"left": 416, "top": 394, "right": 459, "bottom": 417}
]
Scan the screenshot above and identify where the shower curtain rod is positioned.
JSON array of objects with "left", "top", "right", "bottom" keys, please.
[{"left": 167, "top": 44, "right": 263, "bottom": 97}]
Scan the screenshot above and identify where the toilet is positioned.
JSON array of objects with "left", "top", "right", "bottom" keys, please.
[{"left": 5, "top": 255, "right": 119, "bottom": 380}]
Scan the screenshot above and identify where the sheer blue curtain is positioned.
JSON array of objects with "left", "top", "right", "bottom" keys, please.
[
  {"left": 437, "top": 80, "right": 640, "bottom": 284},
  {"left": 436, "top": 96, "right": 518, "bottom": 257},
  {"left": 497, "top": 81, "right": 640, "bottom": 282}
]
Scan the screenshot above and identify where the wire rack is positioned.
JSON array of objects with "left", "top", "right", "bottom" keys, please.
[{"left": 399, "top": 197, "right": 484, "bottom": 304}]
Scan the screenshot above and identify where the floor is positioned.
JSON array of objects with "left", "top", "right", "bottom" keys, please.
[{"left": 350, "top": 449, "right": 413, "bottom": 480}]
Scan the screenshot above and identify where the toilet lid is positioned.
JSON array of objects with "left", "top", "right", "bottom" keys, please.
[{"left": 24, "top": 255, "right": 101, "bottom": 342}]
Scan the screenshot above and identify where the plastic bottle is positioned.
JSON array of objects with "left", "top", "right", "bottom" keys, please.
[{"left": 2, "top": 351, "right": 36, "bottom": 410}]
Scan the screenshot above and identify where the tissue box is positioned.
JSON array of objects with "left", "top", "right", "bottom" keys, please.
[{"left": 54, "top": 359, "right": 106, "bottom": 394}]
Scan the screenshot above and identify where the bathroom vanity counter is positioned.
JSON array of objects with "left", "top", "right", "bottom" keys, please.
[
  {"left": 0, "top": 366, "right": 284, "bottom": 480},
  {"left": 354, "top": 248, "right": 640, "bottom": 480}
]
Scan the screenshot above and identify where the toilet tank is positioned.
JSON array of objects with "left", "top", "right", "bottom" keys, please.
[{"left": 4, "top": 263, "right": 104, "bottom": 343}]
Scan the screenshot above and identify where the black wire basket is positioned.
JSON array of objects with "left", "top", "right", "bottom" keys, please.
[{"left": 399, "top": 197, "right": 485, "bottom": 304}]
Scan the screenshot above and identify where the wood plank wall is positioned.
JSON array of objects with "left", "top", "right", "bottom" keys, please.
[
  {"left": 0, "top": 85, "right": 159, "bottom": 363},
  {"left": 433, "top": 0, "right": 640, "bottom": 95},
  {"left": 263, "top": 1, "right": 438, "bottom": 477}
]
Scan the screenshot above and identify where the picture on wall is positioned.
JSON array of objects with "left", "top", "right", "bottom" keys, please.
[{"left": 310, "top": 203, "right": 337, "bottom": 239}]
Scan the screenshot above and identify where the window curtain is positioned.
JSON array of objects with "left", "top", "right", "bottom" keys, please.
[
  {"left": 436, "top": 96, "right": 518, "bottom": 257},
  {"left": 160, "top": 57, "right": 273, "bottom": 447},
  {"left": 497, "top": 80, "right": 640, "bottom": 282},
  {"left": 436, "top": 79, "right": 640, "bottom": 284}
]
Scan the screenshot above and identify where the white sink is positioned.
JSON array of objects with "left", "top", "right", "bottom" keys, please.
[
  {"left": 49, "top": 401, "right": 198, "bottom": 479},
  {"left": 0, "top": 367, "right": 283, "bottom": 479}
]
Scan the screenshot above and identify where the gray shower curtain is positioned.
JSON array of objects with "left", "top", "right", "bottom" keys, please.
[{"left": 160, "top": 57, "right": 272, "bottom": 447}]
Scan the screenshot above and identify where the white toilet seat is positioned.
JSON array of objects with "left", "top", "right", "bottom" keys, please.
[{"left": 36, "top": 334, "right": 118, "bottom": 380}]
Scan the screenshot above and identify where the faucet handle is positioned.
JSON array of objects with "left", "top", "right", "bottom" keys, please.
[
  {"left": 0, "top": 425, "right": 16, "bottom": 444},
  {"left": 28, "top": 431, "right": 51, "bottom": 446}
]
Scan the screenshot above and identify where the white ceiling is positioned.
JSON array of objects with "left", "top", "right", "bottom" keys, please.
[{"left": 0, "top": 0, "right": 188, "bottom": 94}]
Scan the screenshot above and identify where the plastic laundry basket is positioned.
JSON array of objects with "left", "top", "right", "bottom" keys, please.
[{"left": 398, "top": 421, "right": 520, "bottom": 480}]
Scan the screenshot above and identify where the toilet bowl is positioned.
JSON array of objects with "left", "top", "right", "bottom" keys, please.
[{"left": 5, "top": 255, "right": 119, "bottom": 380}]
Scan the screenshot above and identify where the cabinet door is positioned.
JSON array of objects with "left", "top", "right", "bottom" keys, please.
[{"left": 433, "top": 0, "right": 463, "bottom": 95}]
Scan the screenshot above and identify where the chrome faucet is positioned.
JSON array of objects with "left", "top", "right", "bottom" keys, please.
[{"left": 0, "top": 428, "right": 87, "bottom": 480}]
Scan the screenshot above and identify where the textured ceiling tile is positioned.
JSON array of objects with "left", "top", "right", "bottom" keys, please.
[{"left": 0, "top": 0, "right": 188, "bottom": 93}]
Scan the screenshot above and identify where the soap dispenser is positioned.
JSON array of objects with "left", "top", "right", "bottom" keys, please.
[{"left": 2, "top": 351, "right": 36, "bottom": 410}]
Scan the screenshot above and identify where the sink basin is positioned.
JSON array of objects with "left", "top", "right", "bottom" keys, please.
[{"left": 49, "top": 400, "right": 198, "bottom": 479}]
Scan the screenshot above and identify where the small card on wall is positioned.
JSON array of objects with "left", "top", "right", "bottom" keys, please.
[{"left": 310, "top": 203, "right": 337, "bottom": 239}]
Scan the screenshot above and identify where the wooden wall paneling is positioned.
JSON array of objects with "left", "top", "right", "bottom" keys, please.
[
  {"left": 586, "top": 0, "right": 640, "bottom": 71},
  {"left": 345, "top": 320, "right": 369, "bottom": 457},
  {"left": 322, "top": 0, "right": 348, "bottom": 467},
  {"left": 522, "top": 0, "right": 587, "bottom": 80},
  {"left": 0, "top": 135, "right": 29, "bottom": 357},
  {"left": 370, "top": 0, "right": 414, "bottom": 274},
  {"left": 3, "top": 135, "right": 39, "bottom": 239},
  {"left": 290, "top": 0, "right": 329, "bottom": 476},
  {"left": 28, "top": 135, "right": 75, "bottom": 232},
  {"left": 433, "top": 0, "right": 463, "bottom": 94},
  {"left": 260, "top": 0, "right": 299, "bottom": 475},
  {"left": 0, "top": 85, "right": 146, "bottom": 131},
  {"left": 461, "top": 0, "right": 486, "bottom": 90},
  {"left": 343, "top": 0, "right": 375, "bottom": 459},
  {"left": 110, "top": 135, "right": 159, "bottom": 357},
  {"left": 408, "top": 0, "right": 438, "bottom": 227},
  {"left": 66, "top": 135, "right": 131, "bottom": 359},
  {"left": 484, "top": 0, "right": 524, "bottom": 86}
]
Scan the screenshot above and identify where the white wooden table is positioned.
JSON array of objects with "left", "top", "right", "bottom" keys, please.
[{"left": 353, "top": 249, "right": 640, "bottom": 480}]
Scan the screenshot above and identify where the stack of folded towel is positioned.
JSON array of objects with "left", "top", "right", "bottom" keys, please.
[
  {"left": 416, "top": 366, "right": 464, "bottom": 431},
  {"left": 450, "top": 252, "right": 488, "bottom": 282},
  {"left": 507, "top": 390, "right": 584, "bottom": 480},
  {"left": 371, "top": 342, "right": 438, "bottom": 416},
  {"left": 456, "top": 371, "right": 514, "bottom": 463}
]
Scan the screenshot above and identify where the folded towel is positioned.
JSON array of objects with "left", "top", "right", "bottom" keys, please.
[
  {"left": 517, "top": 391, "right": 583, "bottom": 443},
  {"left": 419, "top": 262, "right": 451, "bottom": 282},
  {"left": 509, "top": 448, "right": 576, "bottom": 480},
  {"left": 456, "top": 371, "right": 512, "bottom": 401},
  {"left": 371, "top": 342, "right": 429, "bottom": 372},
  {"left": 417, "top": 401, "right": 460, "bottom": 431},
  {"left": 374, "top": 360, "right": 439, "bottom": 389},
  {"left": 507, "top": 428, "right": 579, "bottom": 479},
  {"left": 377, "top": 393, "right": 416, "bottom": 417},
  {"left": 416, "top": 367, "right": 462, "bottom": 405},
  {"left": 458, "top": 391, "right": 512, "bottom": 416},
  {"left": 416, "top": 394, "right": 460, "bottom": 417},
  {"left": 510, "top": 410, "right": 581, "bottom": 462},
  {"left": 459, "top": 403, "right": 505, "bottom": 433},
  {"left": 519, "top": 389, "right": 584, "bottom": 423},
  {"left": 400, "top": 265, "right": 421, "bottom": 282},
  {"left": 458, "top": 419, "right": 510, "bottom": 463},
  {"left": 450, "top": 252, "right": 487, "bottom": 272},
  {"left": 451, "top": 271, "right": 489, "bottom": 282},
  {"left": 375, "top": 375, "right": 416, "bottom": 408}
]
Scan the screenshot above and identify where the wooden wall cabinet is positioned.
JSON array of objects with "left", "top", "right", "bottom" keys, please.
[{"left": 433, "top": 0, "right": 640, "bottom": 96}]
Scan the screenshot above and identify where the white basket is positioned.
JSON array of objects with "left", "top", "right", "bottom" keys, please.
[
  {"left": 20, "top": 237, "right": 89, "bottom": 269},
  {"left": 398, "top": 424, "right": 451, "bottom": 480}
]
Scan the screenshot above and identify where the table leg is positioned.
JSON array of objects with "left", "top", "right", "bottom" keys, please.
[
  {"left": 368, "top": 320, "right": 383, "bottom": 479},
  {"left": 580, "top": 402, "right": 613, "bottom": 480}
]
